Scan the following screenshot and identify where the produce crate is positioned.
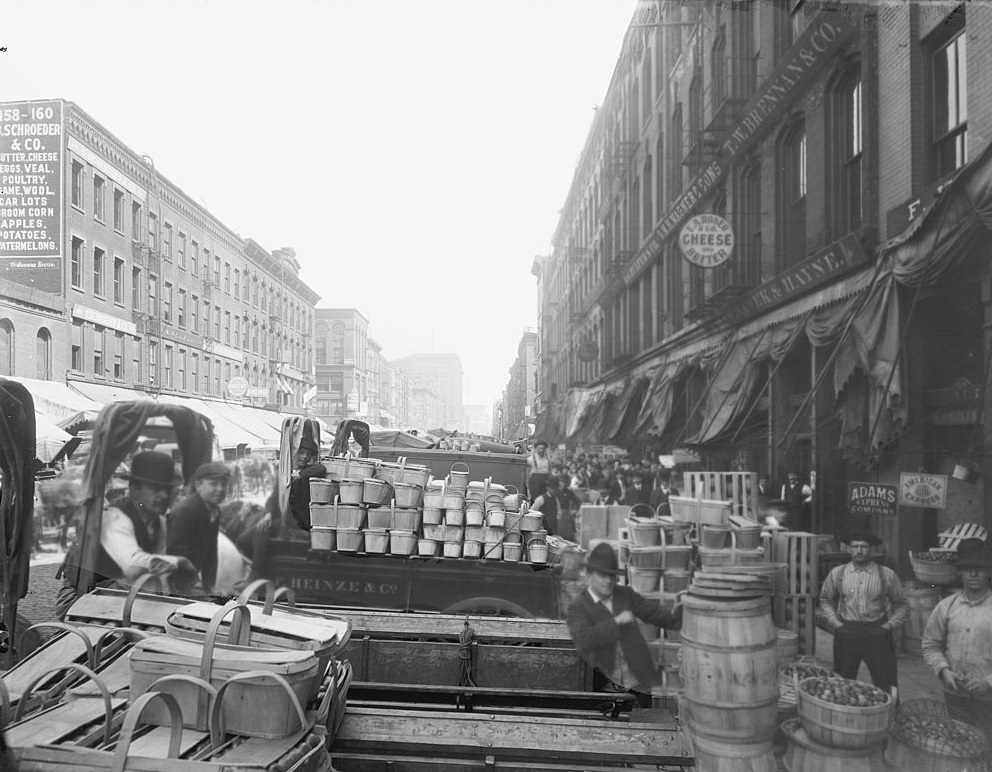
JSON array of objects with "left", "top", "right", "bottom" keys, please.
[
  {"left": 772, "top": 532, "right": 818, "bottom": 596},
  {"left": 782, "top": 594, "right": 817, "bottom": 656},
  {"left": 668, "top": 495, "right": 731, "bottom": 540},
  {"left": 682, "top": 471, "right": 759, "bottom": 520}
]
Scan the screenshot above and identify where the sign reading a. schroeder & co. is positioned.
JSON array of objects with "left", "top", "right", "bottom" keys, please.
[
  {"left": 0, "top": 100, "right": 63, "bottom": 294},
  {"left": 899, "top": 472, "right": 947, "bottom": 510},
  {"left": 848, "top": 482, "right": 898, "bottom": 518}
]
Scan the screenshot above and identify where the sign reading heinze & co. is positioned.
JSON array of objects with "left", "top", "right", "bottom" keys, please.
[
  {"left": 899, "top": 473, "right": 948, "bottom": 510},
  {"left": 0, "top": 99, "right": 63, "bottom": 294},
  {"left": 848, "top": 482, "right": 898, "bottom": 518}
]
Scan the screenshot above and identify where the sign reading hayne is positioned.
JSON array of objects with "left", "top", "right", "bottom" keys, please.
[
  {"left": 898, "top": 473, "right": 947, "bottom": 510},
  {"left": 679, "top": 214, "right": 733, "bottom": 268}
]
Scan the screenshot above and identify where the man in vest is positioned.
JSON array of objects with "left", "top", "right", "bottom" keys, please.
[
  {"left": 97, "top": 451, "right": 195, "bottom": 591},
  {"left": 567, "top": 542, "right": 683, "bottom": 706},
  {"left": 780, "top": 470, "right": 813, "bottom": 531},
  {"left": 818, "top": 531, "right": 908, "bottom": 692}
]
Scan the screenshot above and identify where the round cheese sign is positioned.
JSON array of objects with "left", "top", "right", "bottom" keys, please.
[{"left": 679, "top": 213, "right": 734, "bottom": 268}]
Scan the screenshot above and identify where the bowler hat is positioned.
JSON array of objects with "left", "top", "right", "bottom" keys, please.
[
  {"left": 533, "top": 440, "right": 548, "bottom": 449},
  {"left": 843, "top": 531, "right": 882, "bottom": 547},
  {"left": 585, "top": 542, "right": 624, "bottom": 576},
  {"left": 955, "top": 538, "right": 992, "bottom": 570},
  {"left": 192, "top": 461, "right": 231, "bottom": 483},
  {"left": 119, "top": 451, "right": 180, "bottom": 487}
]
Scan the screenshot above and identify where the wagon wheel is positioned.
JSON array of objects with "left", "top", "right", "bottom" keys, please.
[{"left": 441, "top": 597, "right": 534, "bottom": 619}]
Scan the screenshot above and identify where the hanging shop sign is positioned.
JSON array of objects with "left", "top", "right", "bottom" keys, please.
[
  {"left": 679, "top": 214, "right": 734, "bottom": 268},
  {"left": 623, "top": 11, "right": 856, "bottom": 286},
  {"left": 848, "top": 482, "right": 898, "bottom": 518},
  {"left": 0, "top": 99, "right": 64, "bottom": 295},
  {"left": 898, "top": 472, "right": 947, "bottom": 509},
  {"left": 723, "top": 232, "right": 869, "bottom": 324},
  {"left": 227, "top": 376, "right": 249, "bottom": 400}
]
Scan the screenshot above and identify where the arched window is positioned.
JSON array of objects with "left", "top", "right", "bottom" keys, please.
[
  {"left": 0, "top": 320, "right": 12, "bottom": 375},
  {"left": 36, "top": 328, "right": 52, "bottom": 380},
  {"left": 776, "top": 117, "right": 806, "bottom": 270}
]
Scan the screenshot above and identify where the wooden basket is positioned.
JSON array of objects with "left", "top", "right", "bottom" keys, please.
[
  {"left": 391, "top": 506, "right": 422, "bottom": 531},
  {"left": 324, "top": 454, "right": 378, "bottom": 482},
  {"left": 363, "top": 528, "right": 389, "bottom": 554},
  {"left": 310, "top": 526, "right": 335, "bottom": 551},
  {"left": 797, "top": 677, "right": 892, "bottom": 750},
  {"left": 392, "top": 482, "right": 424, "bottom": 509},
  {"left": 909, "top": 550, "right": 960, "bottom": 586},
  {"left": 309, "top": 478, "right": 338, "bottom": 504},
  {"left": 374, "top": 456, "right": 431, "bottom": 488},
  {"left": 390, "top": 530, "right": 417, "bottom": 555}
]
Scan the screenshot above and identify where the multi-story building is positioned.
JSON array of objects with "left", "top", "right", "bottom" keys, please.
[
  {"left": 0, "top": 99, "right": 318, "bottom": 416},
  {"left": 314, "top": 308, "right": 369, "bottom": 424},
  {"left": 503, "top": 330, "right": 538, "bottom": 441},
  {"left": 536, "top": 0, "right": 992, "bottom": 566},
  {"left": 391, "top": 353, "right": 464, "bottom": 430}
]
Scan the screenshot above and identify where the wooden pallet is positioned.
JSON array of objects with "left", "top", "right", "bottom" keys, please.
[
  {"left": 782, "top": 594, "right": 817, "bottom": 656},
  {"left": 772, "top": 532, "right": 818, "bottom": 596}
]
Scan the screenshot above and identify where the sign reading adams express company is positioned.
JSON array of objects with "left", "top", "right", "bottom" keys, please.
[
  {"left": 624, "top": 11, "right": 856, "bottom": 286},
  {"left": 0, "top": 99, "right": 63, "bottom": 294}
]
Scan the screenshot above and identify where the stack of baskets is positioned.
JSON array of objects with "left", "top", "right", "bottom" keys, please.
[
  {"left": 623, "top": 505, "right": 693, "bottom": 595},
  {"left": 309, "top": 454, "right": 431, "bottom": 557}
]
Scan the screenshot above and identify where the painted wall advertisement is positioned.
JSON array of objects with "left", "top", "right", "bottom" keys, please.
[
  {"left": 898, "top": 473, "right": 948, "bottom": 510},
  {"left": 847, "top": 482, "right": 898, "bottom": 517},
  {"left": 0, "top": 99, "right": 63, "bottom": 294}
]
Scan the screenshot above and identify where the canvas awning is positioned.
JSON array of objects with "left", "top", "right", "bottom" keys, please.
[{"left": 3, "top": 376, "right": 101, "bottom": 421}]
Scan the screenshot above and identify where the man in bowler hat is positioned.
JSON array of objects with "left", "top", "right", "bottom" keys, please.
[
  {"left": 567, "top": 542, "right": 682, "bottom": 706},
  {"left": 922, "top": 538, "right": 992, "bottom": 737},
  {"left": 819, "top": 530, "right": 908, "bottom": 692},
  {"left": 168, "top": 461, "right": 232, "bottom": 596}
]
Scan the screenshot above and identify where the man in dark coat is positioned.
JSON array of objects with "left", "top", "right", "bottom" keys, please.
[
  {"left": 567, "top": 542, "right": 682, "bottom": 705},
  {"left": 168, "top": 461, "right": 232, "bottom": 596}
]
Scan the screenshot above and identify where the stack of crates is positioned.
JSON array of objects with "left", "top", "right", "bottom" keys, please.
[{"left": 773, "top": 531, "right": 819, "bottom": 655}]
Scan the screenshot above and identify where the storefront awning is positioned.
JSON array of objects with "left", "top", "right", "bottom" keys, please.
[
  {"left": 605, "top": 376, "right": 650, "bottom": 445},
  {"left": 3, "top": 376, "right": 101, "bottom": 421}
]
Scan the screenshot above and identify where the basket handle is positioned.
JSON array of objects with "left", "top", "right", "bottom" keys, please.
[
  {"left": 271, "top": 586, "right": 297, "bottom": 609},
  {"left": 211, "top": 670, "right": 311, "bottom": 738},
  {"left": 93, "top": 626, "right": 149, "bottom": 668},
  {"left": 451, "top": 461, "right": 470, "bottom": 475},
  {"left": 238, "top": 578, "right": 276, "bottom": 611},
  {"left": 398, "top": 456, "right": 407, "bottom": 470},
  {"left": 504, "top": 484, "right": 518, "bottom": 496},
  {"left": 148, "top": 673, "right": 220, "bottom": 737},
  {"left": 200, "top": 601, "right": 253, "bottom": 683},
  {"left": 15, "top": 663, "right": 114, "bottom": 744},
  {"left": 122, "top": 572, "right": 167, "bottom": 628},
  {"left": 110, "top": 691, "right": 184, "bottom": 772},
  {"left": 629, "top": 503, "right": 654, "bottom": 519},
  {"left": 22, "top": 621, "right": 97, "bottom": 670}
]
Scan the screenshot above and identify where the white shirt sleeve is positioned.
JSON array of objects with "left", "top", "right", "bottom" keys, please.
[{"left": 101, "top": 507, "right": 179, "bottom": 581}]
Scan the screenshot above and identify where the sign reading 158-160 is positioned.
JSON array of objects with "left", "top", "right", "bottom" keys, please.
[{"left": 679, "top": 213, "right": 734, "bottom": 268}]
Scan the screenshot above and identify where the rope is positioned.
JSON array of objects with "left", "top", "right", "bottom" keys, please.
[{"left": 457, "top": 618, "right": 476, "bottom": 687}]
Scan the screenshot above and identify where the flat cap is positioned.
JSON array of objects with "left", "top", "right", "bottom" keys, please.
[{"left": 192, "top": 461, "right": 232, "bottom": 482}]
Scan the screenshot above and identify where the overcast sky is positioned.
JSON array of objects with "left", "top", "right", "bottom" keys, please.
[{"left": 0, "top": 0, "right": 638, "bottom": 408}]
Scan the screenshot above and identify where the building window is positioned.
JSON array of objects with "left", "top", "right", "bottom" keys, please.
[
  {"left": 631, "top": 177, "right": 641, "bottom": 249},
  {"left": 113, "top": 257, "right": 125, "bottom": 304},
  {"left": 71, "top": 236, "right": 84, "bottom": 289},
  {"left": 191, "top": 294, "right": 199, "bottom": 331},
  {"left": 252, "top": 276, "right": 259, "bottom": 306},
  {"left": 316, "top": 322, "right": 328, "bottom": 365},
  {"left": 234, "top": 315, "right": 240, "bottom": 347},
  {"left": 243, "top": 272, "right": 251, "bottom": 302},
  {"left": 643, "top": 156, "right": 653, "bottom": 237},
  {"left": 178, "top": 289, "right": 187, "bottom": 329},
  {"left": 214, "top": 305, "right": 221, "bottom": 338},
  {"left": 243, "top": 315, "right": 249, "bottom": 348},
  {"left": 711, "top": 27, "right": 727, "bottom": 111},
  {"left": 776, "top": 118, "right": 806, "bottom": 269},
  {"left": 114, "top": 333, "right": 124, "bottom": 379},
  {"left": 224, "top": 262, "right": 231, "bottom": 294},
  {"left": 71, "top": 161, "right": 84, "bottom": 210},
  {"left": 669, "top": 105, "right": 683, "bottom": 198},
  {"left": 162, "top": 222, "right": 172, "bottom": 260},
  {"left": 214, "top": 256, "right": 221, "bottom": 286},
  {"left": 178, "top": 349, "right": 186, "bottom": 391},
  {"left": 36, "top": 328, "right": 51, "bottom": 380},
  {"left": 164, "top": 345, "right": 173, "bottom": 388},
  {"left": 132, "top": 267, "right": 141, "bottom": 310},
  {"left": 147, "top": 212, "right": 158, "bottom": 251},
  {"left": 203, "top": 300, "right": 210, "bottom": 335},
  {"left": 93, "top": 246, "right": 105, "bottom": 297},
  {"left": 93, "top": 329, "right": 104, "bottom": 378},
  {"left": 149, "top": 341, "right": 158, "bottom": 387},
  {"left": 149, "top": 274, "right": 158, "bottom": 318},
  {"left": 930, "top": 10, "right": 967, "bottom": 181},
  {"left": 191, "top": 240, "right": 199, "bottom": 276},
  {"left": 113, "top": 188, "right": 125, "bottom": 233},
  {"left": 191, "top": 353, "right": 199, "bottom": 393},
  {"left": 667, "top": 242, "right": 684, "bottom": 332},
  {"left": 332, "top": 322, "right": 345, "bottom": 364},
  {"left": 71, "top": 320, "right": 83, "bottom": 371},
  {"left": 234, "top": 268, "right": 240, "bottom": 298},
  {"left": 0, "top": 319, "right": 12, "bottom": 375},
  {"left": 178, "top": 232, "right": 186, "bottom": 269},
  {"left": 737, "top": 158, "right": 762, "bottom": 285},
  {"left": 93, "top": 175, "right": 105, "bottom": 222},
  {"left": 202, "top": 356, "right": 211, "bottom": 394},
  {"left": 224, "top": 311, "right": 231, "bottom": 344},
  {"left": 163, "top": 282, "right": 173, "bottom": 324},
  {"left": 131, "top": 202, "right": 141, "bottom": 241},
  {"left": 828, "top": 66, "right": 863, "bottom": 239}
]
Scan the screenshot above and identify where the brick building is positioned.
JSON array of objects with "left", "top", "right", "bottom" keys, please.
[{"left": 535, "top": 0, "right": 992, "bottom": 569}]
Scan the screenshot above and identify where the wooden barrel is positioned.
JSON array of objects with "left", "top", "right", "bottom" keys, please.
[
  {"left": 690, "top": 734, "right": 777, "bottom": 772},
  {"left": 680, "top": 595, "right": 780, "bottom": 746},
  {"left": 903, "top": 584, "right": 940, "bottom": 656}
]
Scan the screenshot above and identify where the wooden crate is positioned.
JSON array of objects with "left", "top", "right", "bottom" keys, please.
[
  {"left": 772, "top": 532, "right": 818, "bottom": 596},
  {"left": 682, "top": 471, "right": 759, "bottom": 520},
  {"left": 782, "top": 594, "right": 817, "bottom": 656},
  {"left": 576, "top": 504, "right": 631, "bottom": 548},
  {"left": 669, "top": 495, "right": 731, "bottom": 541}
]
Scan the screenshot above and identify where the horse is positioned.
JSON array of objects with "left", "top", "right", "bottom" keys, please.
[{"left": 238, "top": 454, "right": 274, "bottom": 495}]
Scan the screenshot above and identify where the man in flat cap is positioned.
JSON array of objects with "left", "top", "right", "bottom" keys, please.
[
  {"left": 168, "top": 460, "right": 232, "bottom": 596},
  {"left": 567, "top": 542, "right": 683, "bottom": 706},
  {"left": 922, "top": 537, "right": 992, "bottom": 737},
  {"left": 819, "top": 531, "right": 908, "bottom": 693}
]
